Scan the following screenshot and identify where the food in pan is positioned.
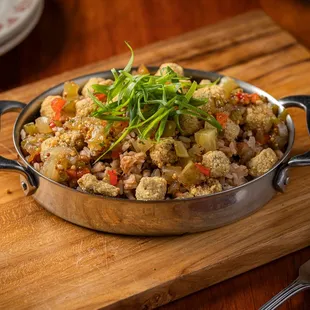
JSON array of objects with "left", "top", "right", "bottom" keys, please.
[{"left": 20, "top": 46, "right": 288, "bottom": 200}]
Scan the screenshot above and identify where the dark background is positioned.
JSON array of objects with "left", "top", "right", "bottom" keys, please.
[{"left": 1, "top": 0, "right": 310, "bottom": 309}]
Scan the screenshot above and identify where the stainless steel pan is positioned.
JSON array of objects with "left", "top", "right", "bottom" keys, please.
[{"left": 1, "top": 68, "right": 310, "bottom": 236}]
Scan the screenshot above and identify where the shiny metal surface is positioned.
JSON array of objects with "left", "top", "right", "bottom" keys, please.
[
  {"left": 259, "top": 259, "right": 310, "bottom": 310},
  {"left": 0, "top": 68, "right": 309, "bottom": 235}
]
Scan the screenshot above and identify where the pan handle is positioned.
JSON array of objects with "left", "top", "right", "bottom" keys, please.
[
  {"left": 0, "top": 101, "right": 37, "bottom": 196},
  {"left": 275, "top": 95, "right": 310, "bottom": 192}
]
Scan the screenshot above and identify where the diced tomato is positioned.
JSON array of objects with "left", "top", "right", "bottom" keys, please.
[
  {"left": 76, "top": 167, "right": 90, "bottom": 179},
  {"left": 236, "top": 92, "right": 250, "bottom": 104},
  {"left": 195, "top": 163, "right": 211, "bottom": 176},
  {"left": 95, "top": 93, "right": 107, "bottom": 101},
  {"left": 250, "top": 93, "right": 260, "bottom": 104},
  {"left": 51, "top": 98, "right": 66, "bottom": 121},
  {"left": 256, "top": 134, "right": 270, "bottom": 145},
  {"left": 111, "top": 145, "right": 122, "bottom": 159},
  {"left": 215, "top": 112, "right": 229, "bottom": 127},
  {"left": 66, "top": 169, "right": 77, "bottom": 179},
  {"left": 49, "top": 121, "right": 56, "bottom": 128},
  {"left": 108, "top": 170, "right": 118, "bottom": 186}
]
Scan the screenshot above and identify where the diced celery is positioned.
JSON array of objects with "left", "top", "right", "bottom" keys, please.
[
  {"left": 174, "top": 141, "right": 189, "bottom": 158},
  {"left": 219, "top": 77, "right": 239, "bottom": 99},
  {"left": 63, "top": 81, "right": 80, "bottom": 100},
  {"left": 162, "top": 120, "right": 176, "bottom": 137},
  {"left": 195, "top": 128, "right": 217, "bottom": 151},
  {"left": 179, "top": 161, "right": 201, "bottom": 185},
  {"left": 23, "top": 122, "right": 38, "bottom": 135},
  {"left": 162, "top": 166, "right": 182, "bottom": 183}
]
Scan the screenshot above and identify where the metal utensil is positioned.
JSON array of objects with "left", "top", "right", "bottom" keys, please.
[{"left": 260, "top": 259, "right": 310, "bottom": 310}]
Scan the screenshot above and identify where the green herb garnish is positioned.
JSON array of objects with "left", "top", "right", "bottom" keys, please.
[{"left": 91, "top": 42, "right": 221, "bottom": 161}]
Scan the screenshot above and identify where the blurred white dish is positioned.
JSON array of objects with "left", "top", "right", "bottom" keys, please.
[
  {"left": 0, "top": 0, "right": 43, "bottom": 56},
  {"left": 0, "top": 0, "right": 42, "bottom": 46}
]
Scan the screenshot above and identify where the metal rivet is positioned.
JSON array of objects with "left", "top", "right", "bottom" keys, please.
[
  {"left": 21, "top": 181, "right": 28, "bottom": 191},
  {"left": 284, "top": 177, "right": 290, "bottom": 185}
]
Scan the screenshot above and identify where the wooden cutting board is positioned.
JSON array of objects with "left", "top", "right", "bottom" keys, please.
[{"left": 1, "top": 10, "right": 310, "bottom": 309}]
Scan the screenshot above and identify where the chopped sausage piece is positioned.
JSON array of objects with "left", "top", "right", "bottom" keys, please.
[
  {"left": 155, "top": 63, "right": 184, "bottom": 76},
  {"left": 224, "top": 119, "right": 240, "bottom": 142},
  {"left": 120, "top": 151, "right": 146, "bottom": 174},
  {"left": 77, "top": 173, "right": 119, "bottom": 197},
  {"left": 202, "top": 150, "right": 230, "bottom": 178},
  {"left": 150, "top": 138, "right": 178, "bottom": 168},
  {"left": 245, "top": 103, "right": 275, "bottom": 133},
  {"left": 40, "top": 95, "right": 62, "bottom": 119},
  {"left": 179, "top": 115, "right": 204, "bottom": 136},
  {"left": 190, "top": 178, "right": 222, "bottom": 197},
  {"left": 247, "top": 148, "right": 278, "bottom": 177},
  {"left": 135, "top": 176, "right": 167, "bottom": 200}
]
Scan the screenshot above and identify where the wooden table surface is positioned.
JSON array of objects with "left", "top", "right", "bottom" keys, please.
[{"left": 1, "top": 1, "right": 310, "bottom": 309}]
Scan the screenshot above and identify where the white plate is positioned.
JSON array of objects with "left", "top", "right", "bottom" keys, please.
[
  {"left": 0, "top": 0, "right": 43, "bottom": 56},
  {"left": 0, "top": 0, "right": 42, "bottom": 45}
]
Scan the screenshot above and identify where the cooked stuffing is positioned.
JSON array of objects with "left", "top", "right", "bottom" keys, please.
[
  {"left": 224, "top": 119, "right": 240, "bottom": 142},
  {"left": 245, "top": 104, "right": 275, "bottom": 133},
  {"left": 193, "top": 85, "right": 226, "bottom": 113},
  {"left": 179, "top": 115, "right": 204, "bottom": 136},
  {"left": 135, "top": 177, "right": 167, "bottom": 200},
  {"left": 77, "top": 173, "right": 119, "bottom": 196},
  {"left": 149, "top": 138, "right": 178, "bottom": 168},
  {"left": 155, "top": 63, "right": 184, "bottom": 76},
  {"left": 190, "top": 178, "right": 222, "bottom": 197},
  {"left": 40, "top": 95, "right": 62, "bottom": 119},
  {"left": 75, "top": 98, "right": 97, "bottom": 117},
  {"left": 202, "top": 151, "right": 230, "bottom": 178},
  {"left": 247, "top": 148, "right": 278, "bottom": 177},
  {"left": 20, "top": 62, "right": 288, "bottom": 200}
]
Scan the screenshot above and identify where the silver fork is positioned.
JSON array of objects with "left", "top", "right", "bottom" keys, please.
[{"left": 260, "top": 258, "right": 310, "bottom": 310}]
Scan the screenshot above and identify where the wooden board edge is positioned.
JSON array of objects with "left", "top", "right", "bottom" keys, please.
[{"left": 102, "top": 229, "right": 310, "bottom": 309}]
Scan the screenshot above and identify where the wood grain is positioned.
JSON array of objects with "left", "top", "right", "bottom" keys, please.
[
  {"left": 1, "top": 10, "right": 310, "bottom": 310},
  {"left": 0, "top": 0, "right": 259, "bottom": 92}
]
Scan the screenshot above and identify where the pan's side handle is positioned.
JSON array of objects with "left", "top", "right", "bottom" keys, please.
[
  {"left": 0, "top": 101, "right": 37, "bottom": 195},
  {"left": 275, "top": 95, "right": 310, "bottom": 192}
]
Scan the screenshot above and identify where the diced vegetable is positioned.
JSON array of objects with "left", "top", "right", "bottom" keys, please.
[
  {"left": 195, "top": 163, "right": 211, "bottom": 176},
  {"left": 23, "top": 122, "right": 38, "bottom": 135},
  {"left": 219, "top": 77, "right": 239, "bottom": 99},
  {"left": 35, "top": 117, "right": 53, "bottom": 133},
  {"left": 215, "top": 112, "right": 229, "bottom": 127},
  {"left": 62, "top": 100, "right": 76, "bottom": 114},
  {"left": 204, "top": 121, "right": 216, "bottom": 130},
  {"left": 132, "top": 139, "right": 153, "bottom": 153},
  {"left": 77, "top": 168, "right": 91, "bottom": 179},
  {"left": 272, "top": 105, "right": 279, "bottom": 115},
  {"left": 51, "top": 98, "right": 66, "bottom": 120},
  {"left": 162, "top": 120, "right": 176, "bottom": 137},
  {"left": 195, "top": 128, "right": 217, "bottom": 151},
  {"left": 137, "top": 64, "right": 150, "bottom": 75},
  {"left": 162, "top": 166, "right": 182, "bottom": 183},
  {"left": 179, "top": 161, "right": 202, "bottom": 185},
  {"left": 279, "top": 109, "right": 288, "bottom": 121},
  {"left": 95, "top": 93, "right": 107, "bottom": 101},
  {"left": 174, "top": 141, "right": 189, "bottom": 158},
  {"left": 63, "top": 81, "right": 80, "bottom": 100},
  {"left": 250, "top": 93, "right": 260, "bottom": 103},
  {"left": 178, "top": 157, "right": 191, "bottom": 168},
  {"left": 107, "top": 170, "right": 118, "bottom": 186}
]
